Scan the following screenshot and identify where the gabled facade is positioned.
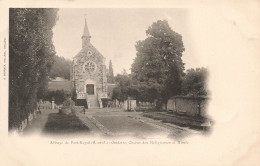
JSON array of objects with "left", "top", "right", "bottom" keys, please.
[{"left": 71, "top": 19, "right": 107, "bottom": 108}]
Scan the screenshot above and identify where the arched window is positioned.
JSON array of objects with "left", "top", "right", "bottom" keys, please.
[{"left": 84, "top": 61, "right": 96, "bottom": 73}]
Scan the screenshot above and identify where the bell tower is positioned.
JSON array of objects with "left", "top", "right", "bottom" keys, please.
[{"left": 82, "top": 18, "right": 91, "bottom": 48}]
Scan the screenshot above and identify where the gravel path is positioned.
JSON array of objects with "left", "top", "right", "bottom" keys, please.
[
  {"left": 23, "top": 108, "right": 199, "bottom": 139},
  {"left": 76, "top": 108, "right": 194, "bottom": 139}
]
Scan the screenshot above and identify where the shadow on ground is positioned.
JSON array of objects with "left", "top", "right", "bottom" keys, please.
[{"left": 43, "top": 112, "right": 89, "bottom": 135}]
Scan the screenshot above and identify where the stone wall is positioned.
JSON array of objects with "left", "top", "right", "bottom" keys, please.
[
  {"left": 14, "top": 110, "right": 37, "bottom": 133},
  {"left": 72, "top": 43, "right": 107, "bottom": 98},
  {"left": 167, "top": 96, "right": 209, "bottom": 117},
  {"left": 73, "top": 60, "right": 104, "bottom": 94}
]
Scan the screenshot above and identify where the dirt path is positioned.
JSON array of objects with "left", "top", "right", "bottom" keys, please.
[
  {"left": 76, "top": 108, "right": 192, "bottom": 139},
  {"left": 23, "top": 109, "right": 59, "bottom": 135},
  {"left": 23, "top": 108, "right": 198, "bottom": 139}
]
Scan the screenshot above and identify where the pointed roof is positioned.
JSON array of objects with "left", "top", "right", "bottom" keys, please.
[{"left": 82, "top": 18, "right": 90, "bottom": 37}]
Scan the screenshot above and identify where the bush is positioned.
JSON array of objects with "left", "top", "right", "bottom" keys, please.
[
  {"left": 63, "top": 98, "right": 75, "bottom": 107},
  {"left": 101, "top": 98, "right": 109, "bottom": 108},
  {"left": 43, "top": 90, "right": 71, "bottom": 105}
]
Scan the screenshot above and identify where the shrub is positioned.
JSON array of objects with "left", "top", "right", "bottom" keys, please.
[
  {"left": 101, "top": 98, "right": 109, "bottom": 107},
  {"left": 43, "top": 90, "right": 70, "bottom": 105}
]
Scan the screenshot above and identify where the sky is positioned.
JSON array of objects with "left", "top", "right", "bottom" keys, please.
[{"left": 52, "top": 8, "right": 204, "bottom": 75}]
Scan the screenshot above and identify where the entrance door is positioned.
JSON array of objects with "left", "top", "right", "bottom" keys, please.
[{"left": 86, "top": 84, "right": 94, "bottom": 95}]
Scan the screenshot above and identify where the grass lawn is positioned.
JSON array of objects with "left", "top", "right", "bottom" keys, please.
[
  {"left": 93, "top": 115, "right": 161, "bottom": 134},
  {"left": 143, "top": 112, "right": 210, "bottom": 131},
  {"left": 48, "top": 81, "right": 71, "bottom": 92},
  {"left": 43, "top": 113, "right": 89, "bottom": 134}
]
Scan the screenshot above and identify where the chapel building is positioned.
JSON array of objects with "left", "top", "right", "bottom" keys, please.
[{"left": 71, "top": 19, "right": 107, "bottom": 108}]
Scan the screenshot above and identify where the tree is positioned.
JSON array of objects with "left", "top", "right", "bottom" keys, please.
[
  {"left": 107, "top": 60, "right": 115, "bottom": 83},
  {"left": 43, "top": 90, "right": 70, "bottom": 105},
  {"left": 112, "top": 73, "right": 131, "bottom": 102},
  {"left": 121, "top": 68, "right": 128, "bottom": 76},
  {"left": 181, "top": 67, "right": 209, "bottom": 96},
  {"left": 131, "top": 20, "right": 185, "bottom": 109},
  {"left": 9, "top": 8, "right": 59, "bottom": 130},
  {"left": 49, "top": 55, "right": 72, "bottom": 80},
  {"left": 112, "top": 72, "right": 159, "bottom": 103}
]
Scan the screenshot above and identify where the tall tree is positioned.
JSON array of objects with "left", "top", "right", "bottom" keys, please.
[
  {"left": 9, "top": 8, "right": 59, "bottom": 130},
  {"left": 107, "top": 60, "right": 115, "bottom": 83},
  {"left": 131, "top": 20, "right": 185, "bottom": 108}
]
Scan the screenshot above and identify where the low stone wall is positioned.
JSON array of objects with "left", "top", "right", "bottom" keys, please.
[
  {"left": 17, "top": 110, "right": 37, "bottom": 132},
  {"left": 167, "top": 96, "right": 209, "bottom": 117}
]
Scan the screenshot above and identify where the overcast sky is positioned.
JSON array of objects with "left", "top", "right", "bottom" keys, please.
[{"left": 52, "top": 8, "right": 204, "bottom": 75}]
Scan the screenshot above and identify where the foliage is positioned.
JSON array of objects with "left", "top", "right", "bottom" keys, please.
[
  {"left": 136, "top": 83, "right": 159, "bottom": 103},
  {"left": 131, "top": 20, "right": 185, "bottom": 107},
  {"left": 36, "top": 72, "right": 49, "bottom": 100},
  {"left": 181, "top": 67, "right": 209, "bottom": 96},
  {"left": 47, "top": 81, "right": 71, "bottom": 92},
  {"left": 114, "top": 73, "right": 132, "bottom": 86},
  {"left": 62, "top": 98, "right": 75, "bottom": 107},
  {"left": 112, "top": 73, "right": 131, "bottom": 102},
  {"left": 43, "top": 90, "right": 71, "bottom": 105},
  {"left": 107, "top": 60, "right": 115, "bottom": 83},
  {"left": 112, "top": 73, "right": 159, "bottom": 103},
  {"left": 121, "top": 69, "right": 128, "bottom": 76},
  {"left": 49, "top": 55, "right": 72, "bottom": 80},
  {"left": 71, "top": 87, "right": 77, "bottom": 102},
  {"left": 9, "top": 8, "right": 59, "bottom": 130},
  {"left": 101, "top": 98, "right": 109, "bottom": 108}
]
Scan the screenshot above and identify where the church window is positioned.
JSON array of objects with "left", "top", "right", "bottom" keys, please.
[{"left": 84, "top": 61, "right": 96, "bottom": 73}]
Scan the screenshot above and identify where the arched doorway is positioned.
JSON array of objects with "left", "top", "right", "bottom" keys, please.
[{"left": 84, "top": 79, "right": 96, "bottom": 95}]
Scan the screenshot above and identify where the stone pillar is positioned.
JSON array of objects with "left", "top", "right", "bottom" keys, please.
[{"left": 52, "top": 97, "right": 55, "bottom": 109}]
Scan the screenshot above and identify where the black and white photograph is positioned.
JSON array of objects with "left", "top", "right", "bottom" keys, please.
[
  {"left": 9, "top": 8, "right": 212, "bottom": 139},
  {"left": 1, "top": 1, "right": 260, "bottom": 166}
]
